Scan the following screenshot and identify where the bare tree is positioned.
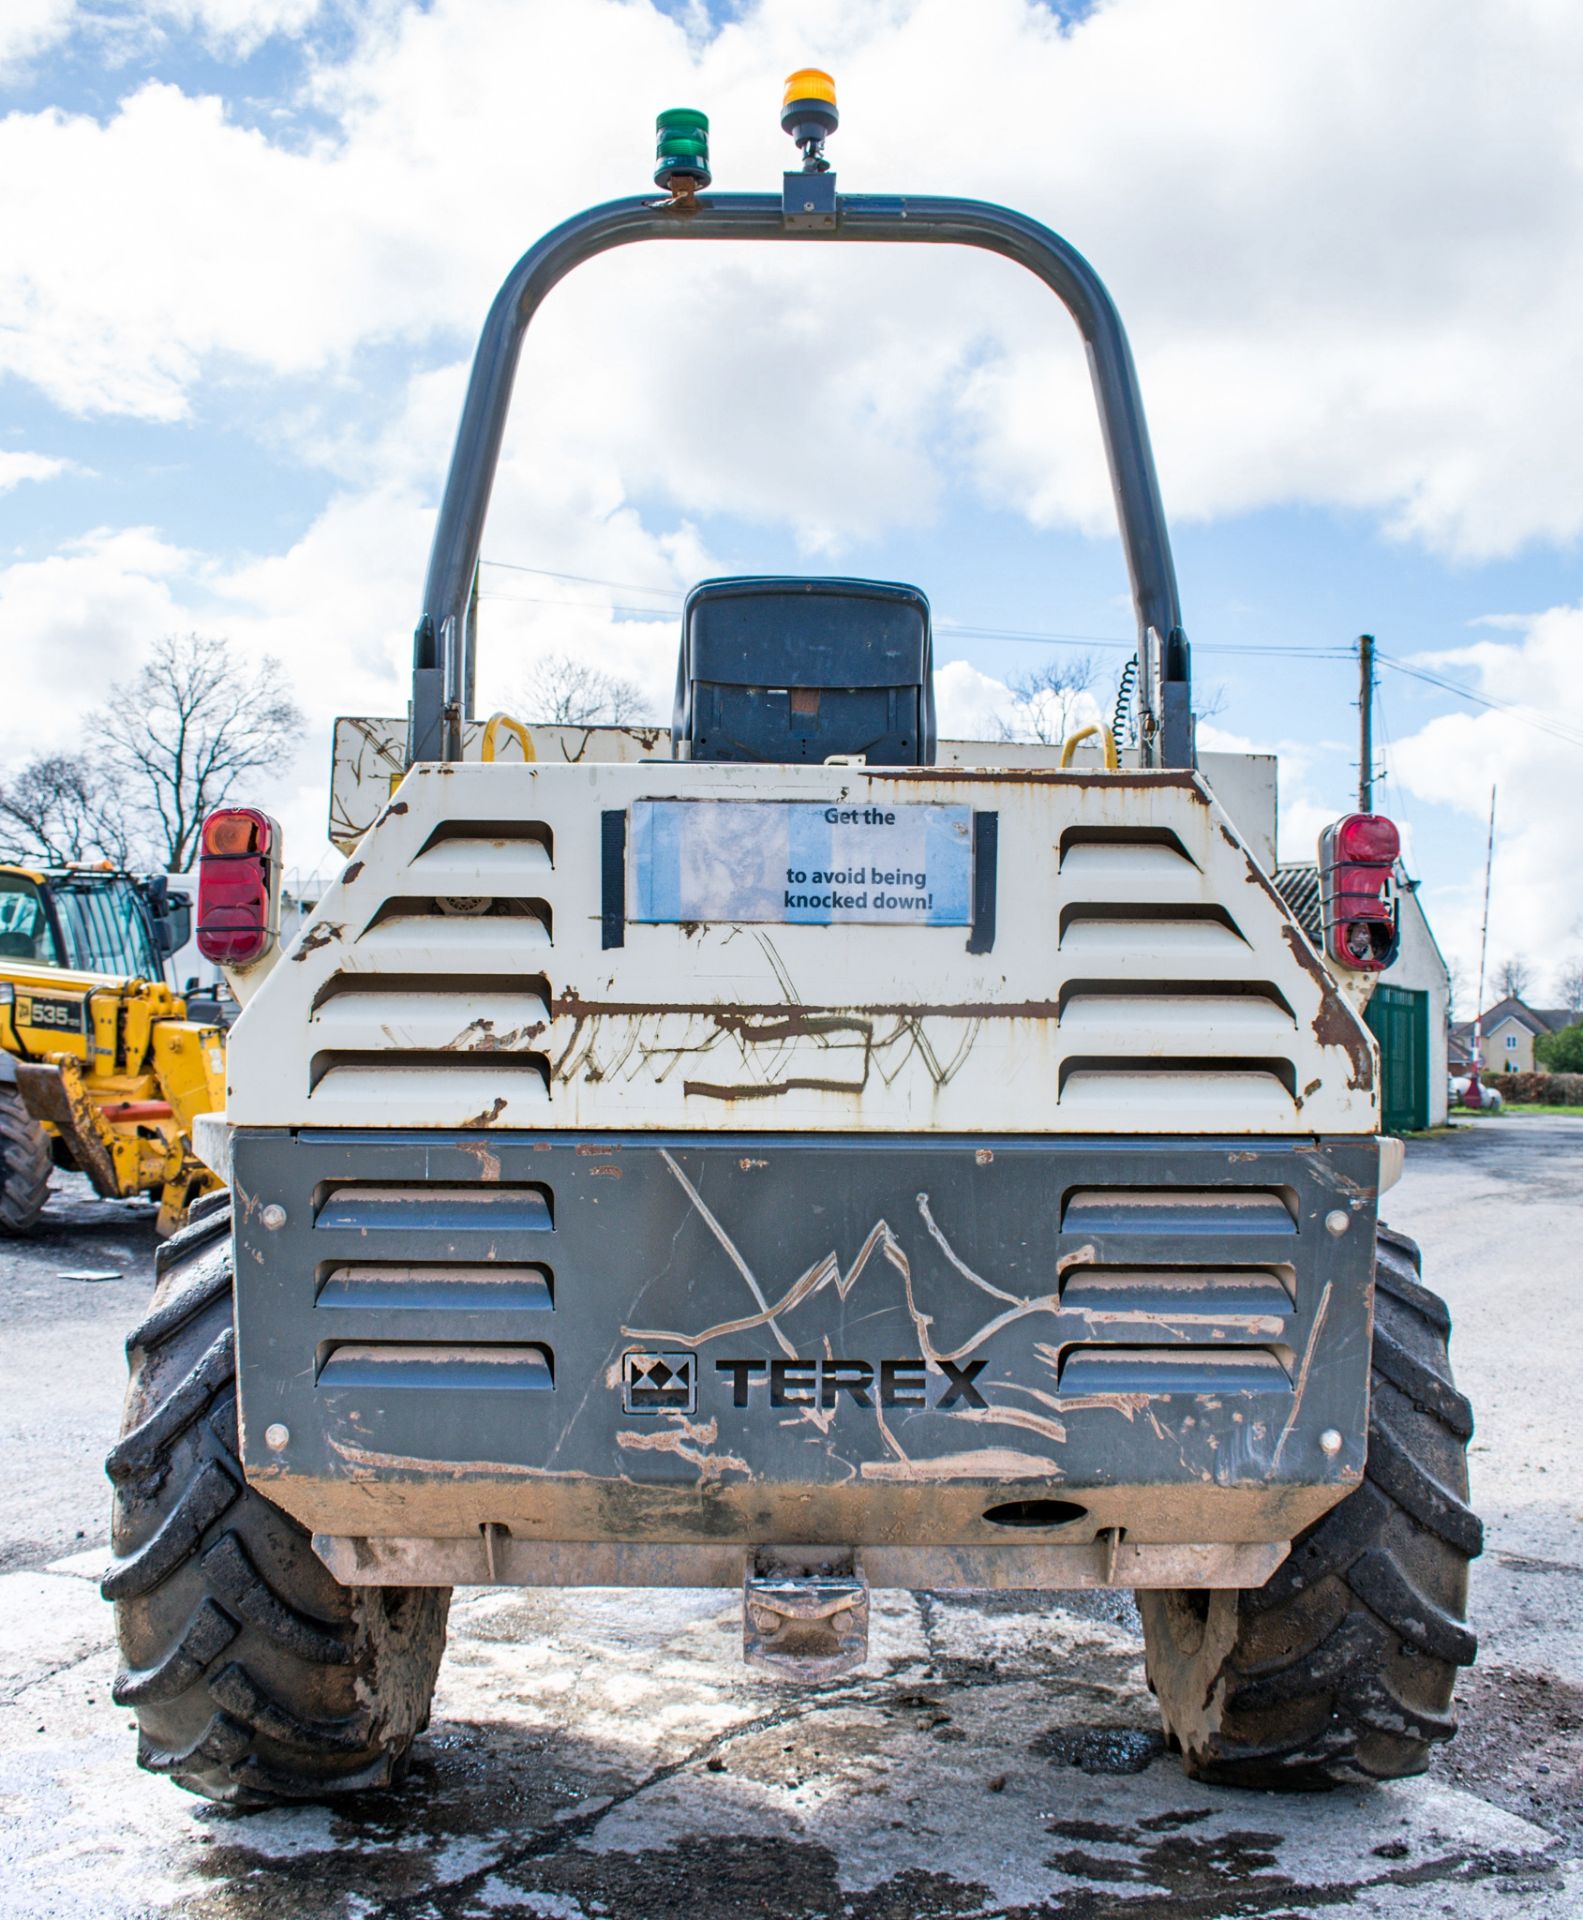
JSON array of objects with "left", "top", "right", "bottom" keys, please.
[
  {"left": 1494, "top": 955, "right": 1532, "bottom": 1001},
  {"left": 1444, "top": 953, "right": 1467, "bottom": 1024},
  {"left": 515, "top": 651, "right": 646, "bottom": 727},
  {"left": 995, "top": 656, "right": 1096, "bottom": 747},
  {"left": 95, "top": 634, "right": 302, "bottom": 870},
  {"left": 0, "top": 753, "right": 135, "bottom": 867},
  {"left": 1555, "top": 955, "right": 1583, "bottom": 1017}
]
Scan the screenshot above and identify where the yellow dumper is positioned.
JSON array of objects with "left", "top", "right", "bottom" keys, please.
[{"left": 0, "top": 864, "right": 225, "bottom": 1235}]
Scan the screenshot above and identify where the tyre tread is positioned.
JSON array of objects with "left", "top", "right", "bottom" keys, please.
[
  {"left": 0, "top": 1087, "right": 53, "bottom": 1235},
  {"left": 1139, "top": 1224, "right": 1479, "bottom": 1791},
  {"left": 106, "top": 1195, "right": 450, "bottom": 1805}
]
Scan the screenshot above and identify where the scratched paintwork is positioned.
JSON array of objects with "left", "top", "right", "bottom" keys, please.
[
  {"left": 231, "top": 1128, "right": 1376, "bottom": 1568},
  {"left": 228, "top": 758, "right": 1379, "bottom": 1136}
]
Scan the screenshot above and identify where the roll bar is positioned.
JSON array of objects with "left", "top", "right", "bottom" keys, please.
[{"left": 411, "top": 187, "right": 1193, "bottom": 767}]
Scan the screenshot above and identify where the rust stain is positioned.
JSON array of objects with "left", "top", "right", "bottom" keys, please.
[
  {"left": 684, "top": 1075, "right": 865, "bottom": 1102},
  {"left": 590, "top": 1165, "right": 623, "bottom": 1178},
  {"left": 292, "top": 922, "right": 344, "bottom": 962},
  {"left": 575, "top": 1143, "right": 621, "bottom": 1156},
  {"left": 553, "top": 987, "right": 1061, "bottom": 1024},
  {"left": 444, "top": 1018, "right": 542, "bottom": 1053},
  {"left": 975, "top": 1148, "right": 994, "bottom": 1166},
  {"left": 871, "top": 768, "right": 1203, "bottom": 794},
  {"left": 1057, "top": 1243, "right": 1098, "bottom": 1276},
  {"left": 461, "top": 1097, "right": 508, "bottom": 1128},
  {"left": 342, "top": 860, "right": 365, "bottom": 884},
  {"left": 455, "top": 1141, "right": 502, "bottom": 1182},
  {"left": 1301, "top": 950, "right": 1377, "bottom": 1091}
]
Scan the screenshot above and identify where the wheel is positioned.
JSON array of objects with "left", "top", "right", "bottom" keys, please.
[
  {"left": 1138, "top": 1224, "right": 1481, "bottom": 1788},
  {"left": 0, "top": 1083, "right": 53, "bottom": 1233},
  {"left": 102, "top": 1198, "right": 452, "bottom": 1805}
]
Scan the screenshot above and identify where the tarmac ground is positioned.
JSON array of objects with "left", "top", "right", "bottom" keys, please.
[{"left": 1, "top": 1118, "right": 1579, "bottom": 1918}]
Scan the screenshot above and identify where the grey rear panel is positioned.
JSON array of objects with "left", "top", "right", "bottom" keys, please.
[{"left": 232, "top": 1129, "right": 1377, "bottom": 1558}]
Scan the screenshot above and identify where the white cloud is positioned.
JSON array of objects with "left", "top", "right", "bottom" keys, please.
[
  {"left": 0, "top": 0, "right": 75, "bottom": 81},
  {"left": 1390, "top": 602, "right": 1583, "bottom": 969},
  {"left": 1, "top": 0, "right": 1581, "bottom": 556},
  {"left": 0, "top": 527, "right": 195, "bottom": 756},
  {"left": 4, "top": 0, "right": 1582, "bottom": 926},
  {"left": 154, "top": 0, "right": 329, "bottom": 56},
  {"left": 0, "top": 450, "right": 77, "bottom": 490},
  {"left": 934, "top": 660, "right": 1017, "bottom": 742}
]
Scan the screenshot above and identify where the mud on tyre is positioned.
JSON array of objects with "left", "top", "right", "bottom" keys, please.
[
  {"left": 103, "top": 1195, "right": 452, "bottom": 1805},
  {"left": 1139, "top": 1224, "right": 1481, "bottom": 1789}
]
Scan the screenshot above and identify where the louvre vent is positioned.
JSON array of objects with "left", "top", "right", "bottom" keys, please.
[
  {"left": 1058, "top": 1346, "right": 1292, "bottom": 1395},
  {"left": 318, "top": 1343, "right": 552, "bottom": 1391},
  {"left": 309, "top": 1049, "right": 549, "bottom": 1104},
  {"left": 317, "top": 1265, "right": 553, "bottom": 1313},
  {"left": 1051, "top": 1184, "right": 1302, "bottom": 1397},
  {"left": 315, "top": 1183, "right": 553, "bottom": 1231},
  {"left": 1062, "top": 1187, "right": 1296, "bottom": 1235}
]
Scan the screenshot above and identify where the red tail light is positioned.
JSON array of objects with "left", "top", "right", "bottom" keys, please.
[
  {"left": 1319, "top": 811, "right": 1399, "bottom": 972},
  {"left": 197, "top": 807, "right": 280, "bottom": 966}
]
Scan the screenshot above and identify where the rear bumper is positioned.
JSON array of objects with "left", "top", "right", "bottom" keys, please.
[{"left": 231, "top": 1128, "right": 1380, "bottom": 1586}]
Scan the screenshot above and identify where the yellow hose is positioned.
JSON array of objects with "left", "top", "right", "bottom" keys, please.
[
  {"left": 1059, "top": 724, "right": 1119, "bottom": 770},
  {"left": 481, "top": 713, "right": 536, "bottom": 763}
]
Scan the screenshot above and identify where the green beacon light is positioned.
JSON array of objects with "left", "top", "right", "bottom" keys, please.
[{"left": 654, "top": 108, "right": 711, "bottom": 195}]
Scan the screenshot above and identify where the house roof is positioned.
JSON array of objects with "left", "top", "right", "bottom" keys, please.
[
  {"left": 1476, "top": 996, "right": 1575, "bottom": 1035},
  {"left": 1271, "top": 864, "right": 1322, "bottom": 944}
]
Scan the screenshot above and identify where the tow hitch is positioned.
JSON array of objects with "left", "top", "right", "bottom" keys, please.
[{"left": 743, "top": 1552, "right": 870, "bottom": 1681}]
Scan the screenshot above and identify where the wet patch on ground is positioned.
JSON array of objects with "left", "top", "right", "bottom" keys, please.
[
  {"left": 1439, "top": 1663, "right": 1583, "bottom": 1851},
  {"left": 1034, "top": 1726, "right": 1170, "bottom": 1775}
]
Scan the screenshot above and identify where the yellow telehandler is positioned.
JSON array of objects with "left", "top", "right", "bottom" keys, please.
[{"left": 0, "top": 863, "right": 225, "bottom": 1235}]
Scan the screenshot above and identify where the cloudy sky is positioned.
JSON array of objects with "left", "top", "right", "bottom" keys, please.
[{"left": 2, "top": 0, "right": 1580, "bottom": 1007}]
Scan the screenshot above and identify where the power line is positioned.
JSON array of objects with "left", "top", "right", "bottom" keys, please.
[
  {"left": 482, "top": 559, "right": 681, "bottom": 598},
  {"left": 479, "top": 559, "right": 1353, "bottom": 657},
  {"left": 478, "top": 558, "right": 1582, "bottom": 752},
  {"left": 1375, "top": 650, "right": 1583, "bottom": 752}
]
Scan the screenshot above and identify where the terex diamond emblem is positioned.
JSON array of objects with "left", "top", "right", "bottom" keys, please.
[{"left": 621, "top": 1350, "right": 698, "bottom": 1415}]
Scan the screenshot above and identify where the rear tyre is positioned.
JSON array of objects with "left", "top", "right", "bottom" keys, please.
[
  {"left": 103, "top": 1198, "right": 452, "bottom": 1805},
  {"left": 0, "top": 1084, "right": 52, "bottom": 1234},
  {"left": 1138, "top": 1225, "right": 1480, "bottom": 1788}
]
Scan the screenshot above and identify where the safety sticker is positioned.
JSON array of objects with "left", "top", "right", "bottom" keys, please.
[{"left": 628, "top": 799, "right": 972, "bottom": 927}]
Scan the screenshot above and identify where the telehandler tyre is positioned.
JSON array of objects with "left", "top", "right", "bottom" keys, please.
[
  {"left": 0, "top": 1084, "right": 52, "bottom": 1234},
  {"left": 1139, "top": 1225, "right": 1480, "bottom": 1789},
  {"left": 102, "top": 1196, "right": 452, "bottom": 1805}
]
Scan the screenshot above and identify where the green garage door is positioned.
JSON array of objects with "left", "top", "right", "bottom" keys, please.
[{"left": 1367, "top": 985, "right": 1430, "bottom": 1134}]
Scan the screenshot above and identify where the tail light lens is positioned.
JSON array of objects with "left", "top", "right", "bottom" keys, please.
[
  {"left": 1319, "top": 812, "right": 1400, "bottom": 971},
  {"left": 197, "top": 807, "right": 280, "bottom": 966}
]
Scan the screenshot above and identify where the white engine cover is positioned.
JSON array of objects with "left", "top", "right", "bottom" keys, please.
[{"left": 224, "top": 760, "right": 1378, "bottom": 1136}]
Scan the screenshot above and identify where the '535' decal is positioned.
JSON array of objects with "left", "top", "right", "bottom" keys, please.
[{"left": 16, "top": 993, "right": 87, "bottom": 1034}]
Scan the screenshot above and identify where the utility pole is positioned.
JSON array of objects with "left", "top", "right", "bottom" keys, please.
[
  {"left": 1469, "top": 785, "right": 1497, "bottom": 1102},
  {"left": 1357, "top": 633, "right": 1375, "bottom": 814}
]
